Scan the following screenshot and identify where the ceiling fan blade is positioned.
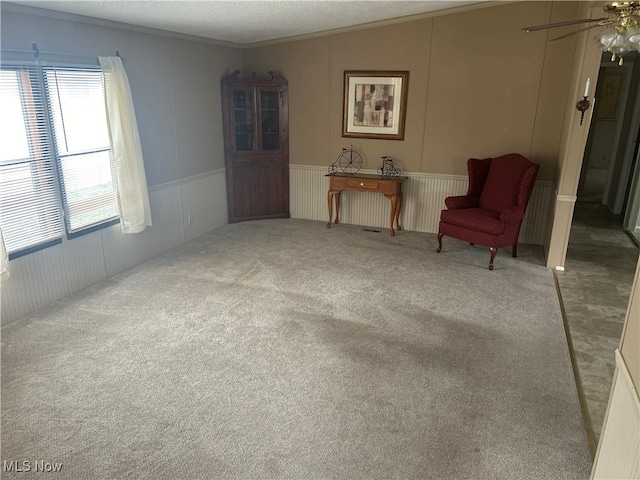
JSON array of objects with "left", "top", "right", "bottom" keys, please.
[
  {"left": 550, "top": 20, "right": 616, "bottom": 41},
  {"left": 522, "top": 17, "right": 609, "bottom": 32}
]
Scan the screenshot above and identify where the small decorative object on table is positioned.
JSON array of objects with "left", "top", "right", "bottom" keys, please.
[
  {"left": 377, "top": 156, "right": 401, "bottom": 177},
  {"left": 328, "top": 146, "right": 363, "bottom": 175}
]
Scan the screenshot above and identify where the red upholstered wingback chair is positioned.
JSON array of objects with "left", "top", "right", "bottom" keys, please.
[{"left": 436, "top": 153, "right": 539, "bottom": 270}]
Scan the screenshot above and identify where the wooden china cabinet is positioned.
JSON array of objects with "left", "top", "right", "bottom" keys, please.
[{"left": 220, "top": 70, "right": 289, "bottom": 223}]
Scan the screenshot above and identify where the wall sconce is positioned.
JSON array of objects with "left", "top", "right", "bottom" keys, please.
[{"left": 576, "top": 78, "right": 591, "bottom": 125}]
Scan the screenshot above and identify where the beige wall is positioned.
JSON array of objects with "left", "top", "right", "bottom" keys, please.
[
  {"left": 240, "top": 36, "right": 333, "bottom": 170},
  {"left": 245, "top": 1, "right": 580, "bottom": 181},
  {"left": 621, "top": 259, "right": 640, "bottom": 390},
  {"left": 2, "top": 0, "right": 589, "bottom": 263}
]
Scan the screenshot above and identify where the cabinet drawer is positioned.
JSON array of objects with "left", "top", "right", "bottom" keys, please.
[{"left": 345, "top": 179, "right": 379, "bottom": 191}]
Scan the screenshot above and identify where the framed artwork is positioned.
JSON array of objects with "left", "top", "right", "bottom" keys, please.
[
  {"left": 342, "top": 70, "right": 409, "bottom": 140},
  {"left": 596, "top": 73, "right": 622, "bottom": 120}
]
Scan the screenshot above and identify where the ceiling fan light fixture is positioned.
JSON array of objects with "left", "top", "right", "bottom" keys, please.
[
  {"left": 625, "top": 25, "right": 640, "bottom": 48},
  {"left": 597, "top": 27, "right": 640, "bottom": 65},
  {"left": 598, "top": 26, "right": 625, "bottom": 53},
  {"left": 595, "top": 2, "right": 640, "bottom": 64},
  {"left": 522, "top": 1, "right": 640, "bottom": 66}
]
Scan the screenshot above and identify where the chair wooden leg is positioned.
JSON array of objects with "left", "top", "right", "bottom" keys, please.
[
  {"left": 489, "top": 247, "right": 497, "bottom": 271},
  {"left": 436, "top": 233, "right": 443, "bottom": 253},
  {"left": 512, "top": 243, "right": 517, "bottom": 258}
]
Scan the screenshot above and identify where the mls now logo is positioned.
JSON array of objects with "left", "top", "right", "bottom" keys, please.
[{"left": 3, "top": 460, "right": 63, "bottom": 473}]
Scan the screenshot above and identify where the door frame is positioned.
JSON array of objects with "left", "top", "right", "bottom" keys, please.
[
  {"left": 603, "top": 58, "right": 639, "bottom": 214},
  {"left": 623, "top": 127, "right": 640, "bottom": 235},
  {"left": 546, "top": 2, "right": 605, "bottom": 269}
]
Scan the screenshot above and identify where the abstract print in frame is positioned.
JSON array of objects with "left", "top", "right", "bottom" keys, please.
[{"left": 342, "top": 71, "right": 409, "bottom": 140}]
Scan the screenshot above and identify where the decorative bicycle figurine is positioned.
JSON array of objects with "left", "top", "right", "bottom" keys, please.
[
  {"left": 378, "top": 156, "right": 401, "bottom": 177},
  {"left": 329, "top": 146, "right": 362, "bottom": 175}
]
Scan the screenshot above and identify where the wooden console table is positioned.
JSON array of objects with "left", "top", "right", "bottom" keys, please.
[{"left": 325, "top": 173, "right": 408, "bottom": 236}]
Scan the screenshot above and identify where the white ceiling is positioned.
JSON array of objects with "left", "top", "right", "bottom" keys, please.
[{"left": 8, "top": 0, "right": 487, "bottom": 45}]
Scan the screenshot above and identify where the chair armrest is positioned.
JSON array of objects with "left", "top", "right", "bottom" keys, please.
[
  {"left": 499, "top": 205, "right": 525, "bottom": 223},
  {"left": 445, "top": 195, "right": 479, "bottom": 209}
]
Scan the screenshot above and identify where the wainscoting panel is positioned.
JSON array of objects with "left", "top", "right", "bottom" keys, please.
[
  {"left": 289, "top": 166, "right": 330, "bottom": 222},
  {"left": 180, "top": 170, "right": 228, "bottom": 243},
  {"left": 101, "top": 185, "right": 185, "bottom": 278},
  {"left": 0, "top": 232, "right": 105, "bottom": 323},
  {"left": 3, "top": 165, "right": 551, "bottom": 324},
  {"left": 290, "top": 165, "right": 554, "bottom": 245},
  {"left": 1, "top": 169, "right": 228, "bottom": 325},
  {"left": 401, "top": 175, "right": 468, "bottom": 234},
  {"left": 591, "top": 351, "right": 640, "bottom": 479}
]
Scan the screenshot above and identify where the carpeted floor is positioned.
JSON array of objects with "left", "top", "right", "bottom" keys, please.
[{"left": 1, "top": 219, "right": 592, "bottom": 479}]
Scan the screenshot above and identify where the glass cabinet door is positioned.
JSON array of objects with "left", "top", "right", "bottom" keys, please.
[
  {"left": 232, "top": 89, "right": 254, "bottom": 151},
  {"left": 221, "top": 72, "right": 289, "bottom": 224},
  {"left": 259, "top": 89, "right": 280, "bottom": 151}
]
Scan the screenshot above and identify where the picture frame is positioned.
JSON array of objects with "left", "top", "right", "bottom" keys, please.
[
  {"left": 342, "top": 70, "right": 409, "bottom": 140},
  {"left": 596, "top": 73, "right": 622, "bottom": 121}
]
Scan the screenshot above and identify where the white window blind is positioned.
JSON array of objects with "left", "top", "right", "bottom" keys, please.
[
  {"left": 0, "top": 63, "right": 119, "bottom": 257},
  {"left": 0, "top": 66, "right": 63, "bottom": 253},
  {"left": 43, "top": 67, "right": 118, "bottom": 234}
]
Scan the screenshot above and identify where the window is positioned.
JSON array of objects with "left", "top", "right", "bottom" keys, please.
[{"left": 0, "top": 63, "right": 118, "bottom": 258}]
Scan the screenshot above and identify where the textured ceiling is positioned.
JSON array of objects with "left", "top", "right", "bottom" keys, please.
[{"left": 9, "top": 1, "right": 486, "bottom": 45}]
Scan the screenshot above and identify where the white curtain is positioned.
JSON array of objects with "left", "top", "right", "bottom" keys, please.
[
  {"left": 99, "top": 56, "right": 152, "bottom": 233},
  {"left": 0, "top": 228, "right": 8, "bottom": 280}
]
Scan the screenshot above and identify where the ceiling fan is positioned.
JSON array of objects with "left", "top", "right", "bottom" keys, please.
[{"left": 522, "top": 1, "right": 640, "bottom": 65}]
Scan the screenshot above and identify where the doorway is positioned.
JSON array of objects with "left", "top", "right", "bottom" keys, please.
[
  {"left": 579, "top": 51, "right": 640, "bottom": 233},
  {"left": 555, "top": 51, "right": 640, "bottom": 448}
]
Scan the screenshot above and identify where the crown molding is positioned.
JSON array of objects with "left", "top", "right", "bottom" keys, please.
[
  {"left": 244, "top": 1, "right": 503, "bottom": 48},
  {"left": 2, "top": 1, "right": 502, "bottom": 50},
  {"left": 1, "top": 2, "right": 243, "bottom": 49}
]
